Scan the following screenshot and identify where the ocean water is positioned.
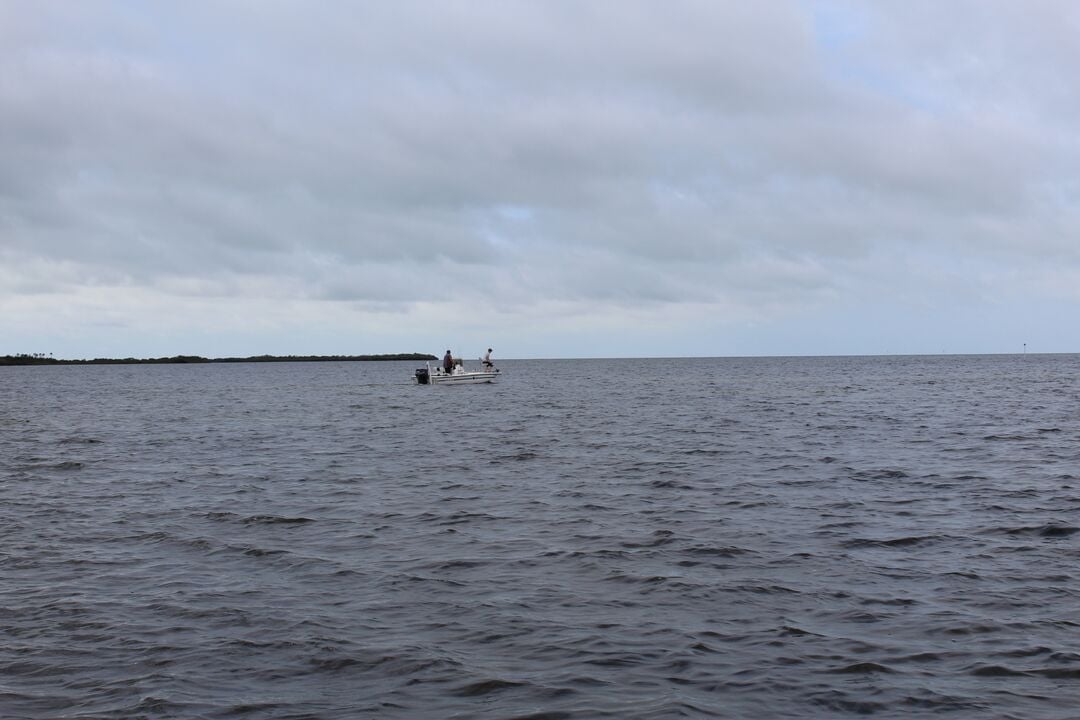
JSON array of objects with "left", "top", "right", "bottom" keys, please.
[{"left": 2, "top": 354, "right": 1080, "bottom": 719}]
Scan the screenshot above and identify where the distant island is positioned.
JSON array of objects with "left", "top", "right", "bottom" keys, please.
[{"left": 0, "top": 353, "right": 437, "bottom": 366}]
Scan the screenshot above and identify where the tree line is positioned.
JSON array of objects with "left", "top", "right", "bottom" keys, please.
[{"left": 0, "top": 353, "right": 436, "bottom": 366}]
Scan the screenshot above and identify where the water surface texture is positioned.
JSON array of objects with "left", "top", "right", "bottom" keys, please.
[{"left": 3, "top": 355, "right": 1080, "bottom": 718}]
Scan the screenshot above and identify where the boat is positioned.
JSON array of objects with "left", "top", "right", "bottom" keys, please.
[{"left": 414, "top": 360, "right": 500, "bottom": 385}]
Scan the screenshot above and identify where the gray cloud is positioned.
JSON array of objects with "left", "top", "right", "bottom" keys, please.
[{"left": 2, "top": 1, "right": 1079, "bottom": 356}]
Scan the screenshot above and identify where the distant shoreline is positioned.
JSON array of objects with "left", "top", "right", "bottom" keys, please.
[{"left": 0, "top": 353, "right": 437, "bottom": 366}]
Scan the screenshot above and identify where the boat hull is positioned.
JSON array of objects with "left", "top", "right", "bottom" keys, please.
[
  {"left": 415, "top": 363, "right": 500, "bottom": 385},
  {"left": 429, "top": 371, "right": 498, "bottom": 385}
]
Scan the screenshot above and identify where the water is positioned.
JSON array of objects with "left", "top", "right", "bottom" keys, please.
[{"left": 2, "top": 355, "right": 1080, "bottom": 719}]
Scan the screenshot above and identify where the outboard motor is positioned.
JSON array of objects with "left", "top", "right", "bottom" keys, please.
[{"left": 415, "top": 368, "right": 430, "bottom": 385}]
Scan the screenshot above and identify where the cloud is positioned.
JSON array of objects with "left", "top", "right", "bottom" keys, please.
[{"left": 2, "top": 1, "right": 1079, "bottom": 356}]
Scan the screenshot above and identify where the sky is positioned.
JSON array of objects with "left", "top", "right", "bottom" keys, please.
[{"left": 3, "top": 1, "right": 1080, "bottom": 359}]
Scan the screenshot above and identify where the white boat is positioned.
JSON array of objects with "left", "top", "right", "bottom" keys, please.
[{"left": 414, "top": 361, "right": 500, "bottom": 385}]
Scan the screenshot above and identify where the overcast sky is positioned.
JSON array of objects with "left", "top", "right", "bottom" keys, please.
[{"left": 3, "top": 1, "right": 1079, "bottom": 359}]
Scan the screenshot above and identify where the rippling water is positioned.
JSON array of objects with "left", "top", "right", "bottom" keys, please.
[{"left": 3, "top": 355, "right": 1080, "bottom": 719}]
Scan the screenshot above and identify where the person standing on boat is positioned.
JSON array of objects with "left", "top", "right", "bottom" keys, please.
[
  {"left": 443, "top": 350, "right": 454, "bottom": 373},
  {"left": 482, "top": 348, "right": 494, "bottom": 369}
]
